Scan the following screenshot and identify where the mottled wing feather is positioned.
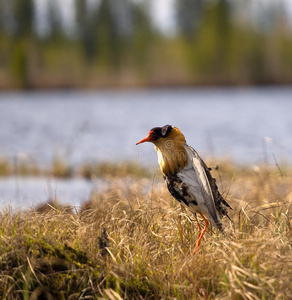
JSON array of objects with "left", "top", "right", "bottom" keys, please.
[
  {"left": 163, "top": 143, "right": 231, "bottom": 231},
  {"left": 183, "top": 144, "right": 222, "bottom": 228},
  {"left": 205, "top": 170, "right": 232, "bottom": 219},
  {"left": 164, "top": 175, "right": 189, "bottom": 207},
  {"left": 165, "top": 168, "right": 223, "bottom": 230},
  {"left": 184, "top": 144, "right": 232, "bottom": 219},
  {"left": 164, "top": 175, "right": 199, "bottom": 211}
]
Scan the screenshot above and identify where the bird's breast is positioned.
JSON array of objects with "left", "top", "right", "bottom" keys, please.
[{"left": 155, "top": 141, "right": 188, "bottom": 176}]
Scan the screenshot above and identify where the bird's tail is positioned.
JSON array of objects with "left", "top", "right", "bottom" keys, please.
[{"left": 214, "top": 220, "right": 224, "bottom": 232}]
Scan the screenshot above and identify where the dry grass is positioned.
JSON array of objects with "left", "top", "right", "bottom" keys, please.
[{"left": 0, "top": 164, "right": 292, "bottom": 299}]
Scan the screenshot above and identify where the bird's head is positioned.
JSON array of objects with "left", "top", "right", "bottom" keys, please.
[
  {"left": 136, "top": 125, "right": 187, "bottom": 175},
  {"left": 136, "top": 125, "right": 186, "bottom": 147},
  {"left": 136, "top": 125, "right": 173, "bottom": 145}
]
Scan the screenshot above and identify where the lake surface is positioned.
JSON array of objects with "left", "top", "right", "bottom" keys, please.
[
  {"left": 1, "top": 87, "right": 292, "bottom": 165},
  {"left": 0, "top": 176, "right": 94, "bottom": 211},
  {"left": 1, "top": 87, "right": 292, "bottom": 209}
]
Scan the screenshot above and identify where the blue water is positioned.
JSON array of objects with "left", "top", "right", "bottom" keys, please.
[
  {"left": 0, "top": 176, "right": 93, "bottom": 211},
  {"left": 1, "top": 87, "right": 291, "bottom": 166},
  {"left": 1, "top": 87, "right": 292, "bottom": 209}
]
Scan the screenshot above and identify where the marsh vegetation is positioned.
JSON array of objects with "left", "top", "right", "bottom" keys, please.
[{"left": 0, "top": 162, "right": 291, "bottom": 299}]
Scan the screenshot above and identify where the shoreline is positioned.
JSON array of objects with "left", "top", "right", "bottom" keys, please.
[{"left": 1, "top": 82, "right": 292, "bottom": 92}]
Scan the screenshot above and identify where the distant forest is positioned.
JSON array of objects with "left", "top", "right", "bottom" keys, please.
[{"left": 0, "top": 0, "right": 292, "bottom": 89}]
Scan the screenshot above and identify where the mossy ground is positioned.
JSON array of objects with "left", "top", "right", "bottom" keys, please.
[{"left": 0, "top": 162, "right": 291, "bottom": 299}]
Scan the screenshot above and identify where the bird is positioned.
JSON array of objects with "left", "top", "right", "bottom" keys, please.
[{"left": 136, "top": 125, "right": 231, "bottom": 254}]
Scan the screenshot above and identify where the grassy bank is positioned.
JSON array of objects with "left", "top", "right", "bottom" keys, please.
[
  {"left": 0, "top": 157, "right": 152, "bottom": 179},
  {"left": 0, "top": 163, "right": 292, "bottom": 299}
]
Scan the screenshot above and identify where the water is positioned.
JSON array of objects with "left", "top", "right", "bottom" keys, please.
[
  {"left": 1, "top": 87, "right": 292, "bottom": 209},
  {"left": 0, "top": 176, "right": 94, "bottom": 211}
]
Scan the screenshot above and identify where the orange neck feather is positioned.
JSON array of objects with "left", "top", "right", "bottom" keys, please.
[{"left": 153, "top": 127, "right": 188, "bottom": 176}]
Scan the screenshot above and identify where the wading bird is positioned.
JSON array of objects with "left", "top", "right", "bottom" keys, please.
[{"left": 136, "top": 125, "right": 231, "bottom": 254}]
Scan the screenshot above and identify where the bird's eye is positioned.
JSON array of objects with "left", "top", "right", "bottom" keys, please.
[{"left": 149, "top": 131, "right": 158, "bottom": 141}]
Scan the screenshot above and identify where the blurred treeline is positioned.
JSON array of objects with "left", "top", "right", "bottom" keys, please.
[{"left": 0, "top": 0, "right": 291, "bottom": 89}]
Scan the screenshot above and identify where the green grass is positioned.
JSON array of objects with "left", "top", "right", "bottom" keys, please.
[{"left": 0, "top": 163, "right": 292, "bottom": 299}]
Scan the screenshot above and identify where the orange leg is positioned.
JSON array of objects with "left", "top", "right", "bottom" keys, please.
[
  {"left": 193, "top": 213, "right": 209, "bottom": 255},
  {"left": 194, "top": 215, "right": 202, "bottom": 237}
]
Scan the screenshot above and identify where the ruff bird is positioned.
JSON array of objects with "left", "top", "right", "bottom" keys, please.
[{"left": 136, "top": 125, "right": 231, "bottom": 254}]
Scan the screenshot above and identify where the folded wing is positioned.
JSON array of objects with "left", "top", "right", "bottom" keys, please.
[{"left": 181, "top": 144, "right": 223, "bottom": 230}]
